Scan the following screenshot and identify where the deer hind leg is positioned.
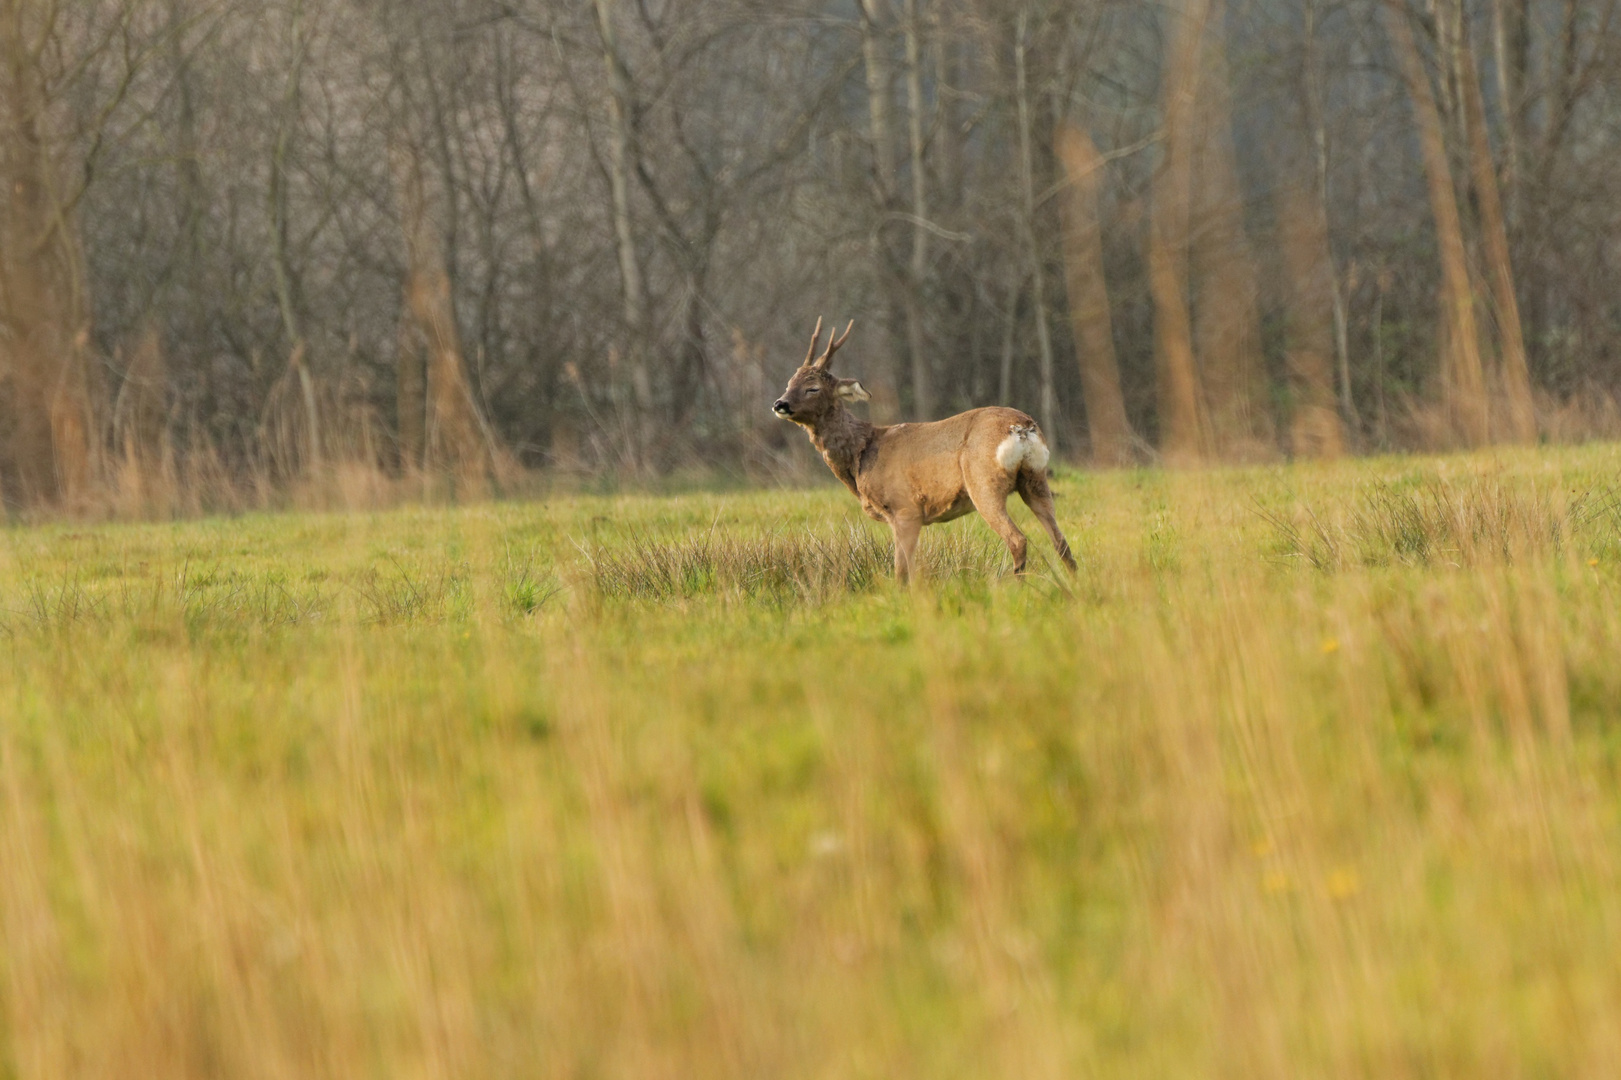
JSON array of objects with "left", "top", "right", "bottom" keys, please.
[
  {"left": 890, "top": 512, "right": 924, "bottom": 584},
  {"left": 966, "top": 480, "right": 1029, "bottom": 575},
  {"left": 1017, "top": 471, "right": 1078, "bottom": 572}
]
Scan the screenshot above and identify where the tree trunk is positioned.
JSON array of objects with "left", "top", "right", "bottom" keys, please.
[
  {"left": 858, "top": 0, "right": 903, "bottom": 420},
  {"left": 1385, "top": 0, "right": 1488, "bottom": 446},
  {"left": 1014, "top": 8, "right": 1057, "bottom": 452},
  {"left": 592, "top": 0, "right": 653, "bottom": 454},
  {"left": 998, "top": 278, "right": 1019, "bottom": 407},
  {"left": 1278, "top": 185, "right": 1345, "bottom": 458},
  {"left": 1490, "top": 0, "right": 1528, "bottom": 228},
  {"left": 396, "top": 297, "right": 427, "bottom": 471},
  {"left": 113, "top": 328, "right": 167, "bottom": 469},
  {"left": 1521, "top": 0, "right": 1582, "bottom": 385},
  {"left": 1054, "top": 123, "right": 1133, "bottom": 465},
  {"left": 166, "top": 0, "right": 204, "bottom": 443},
  {"left": 933, "top": 9, "right": 963, "bottom": 220},
  {"left": 0, "top": 0, "right": 96, "bottom": 505},
  {"left": 902, "top": 0, "right": 931, "bottom": 420},
  {"left": 1188, "top": 0, "right": 1273, "bottom": 460},
  {"left": 1460, "top": 34, "right": 1535, "bottom": 443},
  {"left": 111, "top": 327, "right": 167, "bottom": 508},
  {"left": 393, "top": 135, "right": 490, "bottom": 485},
  {"left": 1301, "top": 0, "right": 1358, "bottom": 432},
  {"left": 1149, "top": 0, "right": 1208, "bottom": 464},
  {"left": 269, "top": 0, "right": 316, "bottom": 472}
]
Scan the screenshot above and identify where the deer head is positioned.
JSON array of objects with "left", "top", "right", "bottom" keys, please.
[{"left": 772, "top": 317, "right": 868, "bottom": 426}]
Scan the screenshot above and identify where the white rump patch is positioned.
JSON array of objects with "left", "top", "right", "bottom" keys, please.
[{"left": 995, "top": 423, "right": 1050, "bottom": 473}]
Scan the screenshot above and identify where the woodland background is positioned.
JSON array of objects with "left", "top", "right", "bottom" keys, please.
[{"left": 2, "top": 0, "right": 1619, "bottom": 509}]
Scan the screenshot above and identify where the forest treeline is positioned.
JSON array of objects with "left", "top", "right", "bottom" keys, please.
[{"left": 1, "top": 0, "right": 1618, "bottom": 508}]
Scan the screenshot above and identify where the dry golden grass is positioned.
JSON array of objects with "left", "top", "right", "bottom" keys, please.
[{"left": 3, "top": 444, "right": 1621, "bottom": 1077}]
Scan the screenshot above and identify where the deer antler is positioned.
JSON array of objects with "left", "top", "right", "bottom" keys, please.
[
  {"left": 813, "top": 320, "right": 855, "bottom": 369},
  {"left": 802, "top": 316, "right": 825, "bottom": 367}
]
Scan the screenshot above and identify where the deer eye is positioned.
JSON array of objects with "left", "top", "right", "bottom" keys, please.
[{"left": 804, "top": 386, "right": 821, "bottom": 394}]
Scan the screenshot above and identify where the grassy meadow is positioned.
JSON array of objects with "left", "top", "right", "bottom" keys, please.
[{"left": 4, "top": 445, "right": 1621, "bottom": 1078}]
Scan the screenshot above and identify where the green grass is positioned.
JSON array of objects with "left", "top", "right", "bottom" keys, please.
[{"left": 4, "top": 444, "right": 1621, "bottom": 1078}]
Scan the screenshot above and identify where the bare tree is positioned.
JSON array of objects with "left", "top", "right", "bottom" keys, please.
[
  {"left": 1298, "top": 0, "right": 1356, "bottom": 431},
  {"left": 1188, "top": 0, "right": 1273, "bottom": 460},
  {"left": 593, "top": 0, "right": 653, "bottom": 459},
  {"left": 1459, "top": 29, "right": 1534, "bottom": 443},
  {"left": 1490, "top": 0, "right": 1528, "bottom": 227},
  {"left": 393, "top": 131, "right": 490, "bottom": 482},
  {"left": 1384, "top": 0, "right": 1488, "bottom": 446},
  {"left": 1054, "top": 122, "right": 1133, "bottom": 465},
  {"left": 265, "top": 0, "right": 321, "bottom": 474},
  {"left": 1149, "top": 0, "right": 1208, "bottom": 463},
  {"left": 0, "top": 0, "right": 158, "bottom": 504},
  {"left": 1278, "top": 183, "right": 1345, "bottom": 458},
  {"left": 902, "top": 0, "right": 931, "bottom": 419},
  {"left": 858, "top": 0, "right": 903, "bottom": 419},
  {"left": 1013, "top": 6, "right": 1057, "bottom": 451}
]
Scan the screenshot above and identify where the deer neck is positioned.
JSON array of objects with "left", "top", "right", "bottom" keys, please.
[{"left": 807, "top": 406, "right": 875, "bottom": 494}]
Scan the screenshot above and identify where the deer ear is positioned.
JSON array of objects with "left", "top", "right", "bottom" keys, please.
[{"left": 835, "top": 378, "right": 870, "bottom": 403}]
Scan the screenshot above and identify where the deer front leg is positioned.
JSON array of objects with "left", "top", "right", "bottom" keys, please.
[{"left": 890, "top": 512, "right": 923, "bottom": 584}]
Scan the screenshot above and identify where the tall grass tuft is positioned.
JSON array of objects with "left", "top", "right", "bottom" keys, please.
[
  {"left": 579, "top": 523, "right": 1008, "bottom": 603},
  {"left": 1267, "top": 472, "right": 1621, "bottom": 569}
]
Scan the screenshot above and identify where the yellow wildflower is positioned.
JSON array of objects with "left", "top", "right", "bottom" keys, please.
[{"left": 1327, "top": 867, "right": 1360, "bottom": 899}]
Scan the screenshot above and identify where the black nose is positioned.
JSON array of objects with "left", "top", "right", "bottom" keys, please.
[{"left": 773, "top": 399, "right": 791, "bottom": 416}]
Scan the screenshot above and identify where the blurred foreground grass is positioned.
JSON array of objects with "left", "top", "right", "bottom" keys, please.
[{"left": 4, "top": 445, "right": 1621, "bottom": 1078}]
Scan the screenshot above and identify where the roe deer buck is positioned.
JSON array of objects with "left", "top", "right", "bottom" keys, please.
[{"left": 773, "top": 318, "right": 1078, "bottom": 582}]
